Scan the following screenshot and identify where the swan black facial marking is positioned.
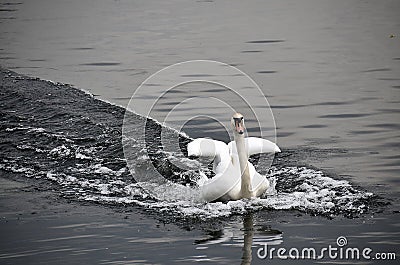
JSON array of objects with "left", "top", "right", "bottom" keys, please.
[
  {"left": 233, "top": 118, "right": 242, "bottom": 127},
  {"left": 233, "top": 117, "right": 243, "bottom": 123},
  {"left": 233, "top": 117, "right": 244, "bottom": 134}
]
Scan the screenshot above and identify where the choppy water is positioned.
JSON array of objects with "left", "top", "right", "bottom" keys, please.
[
  {"left": 2, "top": 68, "right": 397, "bottom": 265},
  {"left": 0, "top": 69, "right": 385, "bottom": 220},
  {"left": 1, "top": 0, "right": 399, "bottom": 197}
]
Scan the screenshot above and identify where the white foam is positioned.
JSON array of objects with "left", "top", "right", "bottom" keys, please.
[
  {"left": 93, "top": 165, "right": 114, "bottom": 174},
  {"left": 5, "top": 126, "right": 44, "bottom": 132},
  {"left": 37, "top": 164, "right": 375, "bottom": 219},
  {"left": 49, "top": 145, "right": 71, "bottom": 157},
  {"left": 75, "top": 153, "right": 91, "bottom": 160},
  {"left": 28, "top": 127, "right": 45, "bottom": 133},
  {"left": 1, "top": 155, "right": 373, "bottom": 219}
]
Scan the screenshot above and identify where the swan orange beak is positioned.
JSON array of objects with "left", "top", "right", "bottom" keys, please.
[{"left": 235, "top": 120, "right": 245, "bottom": 134}]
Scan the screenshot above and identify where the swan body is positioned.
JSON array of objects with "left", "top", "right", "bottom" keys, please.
[{"left": 188, "top": 113, "right": 280, "bottom": 202}]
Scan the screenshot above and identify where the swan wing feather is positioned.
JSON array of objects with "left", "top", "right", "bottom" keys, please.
[
  {"left": 228, "top": 137, "right": 280, "bottom": 156},
  {"left": 200, "top": 163, "right": 241, "bottom": 202},
  {"left": 246, "top": 137, "right": 281, "bottom": 156},
  {"left": 188, "top": 138, "right": 229, "bottom": 157}
]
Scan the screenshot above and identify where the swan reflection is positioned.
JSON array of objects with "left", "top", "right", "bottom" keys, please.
[{"left": 193, "top": 214, "right": 283, "bottom": 264}]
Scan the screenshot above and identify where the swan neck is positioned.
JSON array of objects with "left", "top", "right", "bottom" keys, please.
[
  {"left": 235, "top": 134, "right": 247, "bottom": 167},
  {"left": 234, "top": 133, "right": 252, "bottom": 198}
]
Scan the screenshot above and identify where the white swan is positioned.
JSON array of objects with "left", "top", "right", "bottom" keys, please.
[{"left": 188, "top": 113, "right": 281, "bottom": 202}]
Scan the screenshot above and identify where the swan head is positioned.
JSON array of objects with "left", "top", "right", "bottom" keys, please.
[{"left": 231, "top": 112, "right": 245, "bottom": 135}]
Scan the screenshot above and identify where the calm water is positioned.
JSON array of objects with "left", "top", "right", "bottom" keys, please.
[{"left": 0, "top": 0, "right": 399, "bottom": 264}]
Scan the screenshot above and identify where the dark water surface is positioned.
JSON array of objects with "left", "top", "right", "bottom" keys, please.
[
  {"left": 0, "top": 66, "right": 398, "bottom": 265},
  {"left": 1, "top": 0, "right": 399, "bottom": 264}
]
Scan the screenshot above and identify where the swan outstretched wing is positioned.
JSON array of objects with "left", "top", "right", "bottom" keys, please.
[
  {"left": 187, "top": 138, "right": 229, "bottom": 157},
  {"left": 246, "top": 137, "right": 281, "bottom": 156},
  {"left": 228, "top": 137, "right": 280, "bottom": 156},
  {"left": 188, "top": 138, "right": 231, "bottom": 176}
]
